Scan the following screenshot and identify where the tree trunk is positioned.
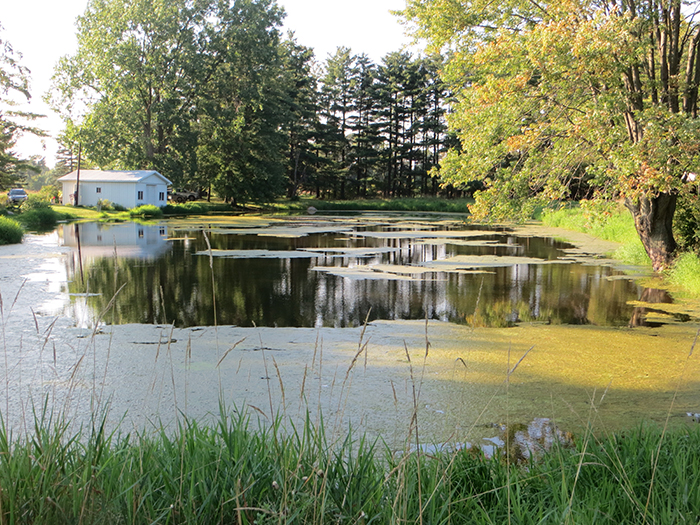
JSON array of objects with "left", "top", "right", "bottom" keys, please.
[{"left": 625, "top": 192, "right": 677, "bottom": 272}]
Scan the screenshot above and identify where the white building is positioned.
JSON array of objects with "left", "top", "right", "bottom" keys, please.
[{"left": 57, "top": 170, "right": 172, "bottom": 209}]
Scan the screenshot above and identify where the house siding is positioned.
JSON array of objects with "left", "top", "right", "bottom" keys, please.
[{"left": 58, "top": 170, "right": 171, "bottom": 209}]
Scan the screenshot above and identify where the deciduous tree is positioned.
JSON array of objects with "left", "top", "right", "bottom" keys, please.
[
  {"left": 405, "top": 0, "right": 700, "bottom": 271},
  {"left": 0, "top": 27, "right": 44, "bottom": 189}
]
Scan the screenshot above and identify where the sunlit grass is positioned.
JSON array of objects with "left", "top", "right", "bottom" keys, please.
[
  {"left": 50, "top": 204, "right": 103, "bottom": 220},
  {"left": 668, "top": 252, "right": 700, "bottom": 296},
  {"left": 541, "top": 204, "right": 651, "bottom": 266}
]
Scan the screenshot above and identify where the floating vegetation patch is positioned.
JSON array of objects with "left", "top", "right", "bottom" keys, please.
[
  {"left": 166, "top": 216, "right": 276, "bottom": 229},
  {"left": 195, "top": 249, "right": 330, "bottom": 259},
  {"left": 419, "top": 255, "right": 571, "bottom": 270},
  {"left": 350, "top": 229, "right": 497, "bottom": 240},
  {"left": 627, "top": 299, "right": 700, "bottom": 320},
  {"left": 311, "top": 264, "right": 493, "bottom": 280},
  {"left": 311, "top": 265, "right": 422, "bottom": 280},
  {"left": 416, "top": 238, "right": 522, "bottom": 248},
  {"left": 368, "top": 263, "right": 493, "bottom": 276},
  {"left": 298, "top": 247, "right": 401, "bottom": 257}
]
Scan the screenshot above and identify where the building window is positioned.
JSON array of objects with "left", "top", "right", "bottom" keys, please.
[
  {"left": 159, "top": 192, "right": 165, "bottom": 201},
  {"left": 96, "top": 187, "right": 102, "bottom": 193},
  {"left": 137, "top": 191, "right": 144, "bottom": 200}
]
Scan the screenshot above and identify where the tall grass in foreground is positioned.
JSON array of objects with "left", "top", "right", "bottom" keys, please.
[{"left": 1, "top": 405, "right": 700, "bottom": 524}]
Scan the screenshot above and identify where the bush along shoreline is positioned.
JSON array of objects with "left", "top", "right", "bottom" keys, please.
[{"left": 1, "top": 407, "right": 699, "bottom": 524}]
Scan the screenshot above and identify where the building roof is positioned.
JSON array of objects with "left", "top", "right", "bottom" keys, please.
[{"left": 58, "top": 170, "right": 172, "bottom": 185}]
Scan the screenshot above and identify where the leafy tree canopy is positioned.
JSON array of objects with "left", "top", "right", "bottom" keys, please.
[
  {"left": 404, "top": 0, "right": 700, "bottom": 271},
  {"left": 0, "top": 26, "right": 45, "bottom": 189},
  {"left": 49, "top": 0, "right": 285, "bottom": 200}
]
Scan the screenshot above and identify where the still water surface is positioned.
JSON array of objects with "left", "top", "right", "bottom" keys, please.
[{"left": 59, "top": 214, "right": 652, "bottom": 328}]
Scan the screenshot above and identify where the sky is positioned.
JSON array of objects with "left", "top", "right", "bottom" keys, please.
[{"left": 1, "top": 0, "right": 415, "bottom": 167}]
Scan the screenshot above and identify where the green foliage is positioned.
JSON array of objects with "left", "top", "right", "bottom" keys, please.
[
  {"left": 312, "top": 49, "right": 449, "bottom": 200},
  {"left": 16, "top": 208, "right": 61, "bottom": 231},
  {"left": 129, "top": 205, "right": 163, "bottom": 219},
  {"left": 22, "top": 193, "right": 51, "bottom": 211},
  {"left": 0, "top": 216, "right": 23, "bottom": 244},
  {"left": 673, "top": 191, "right": 700, "bottom": 253},
  {"left": 37, "top": 184, "right": 60, "bottom": 202}
]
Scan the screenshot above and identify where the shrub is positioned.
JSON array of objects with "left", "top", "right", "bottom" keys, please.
[
  {"left": 17, "top": 208, "right": 61, "bottom": 231},
  {"left": 23, "top": 194, "right": 52, "bottom": 211},
  {"left": 129, "top": 204, "right": 163, "bottom": 218},
  {"left": 96, "top": 198, "right": 113, "bottom": 211},
  {"left": 0, "top": 216, "right": 23, "bottom": 244}
]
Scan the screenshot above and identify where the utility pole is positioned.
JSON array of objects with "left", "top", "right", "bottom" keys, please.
[{"left": 75, "top": 143, "right": 82, "bottom": 206}]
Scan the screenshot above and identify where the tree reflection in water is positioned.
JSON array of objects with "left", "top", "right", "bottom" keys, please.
[
  {"left": 629, "top": 288, "right": 684, "bottom": 327},
  {"left": 60, "top": 218, "right": 658, "bottom": 328}
]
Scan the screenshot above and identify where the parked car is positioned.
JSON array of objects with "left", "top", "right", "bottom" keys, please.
[
  {"left": 168, "top": 188, "right": 199, "bottom": 203},
  {"left": 7, "top": 188, "right": 28, "bottom": 205}
]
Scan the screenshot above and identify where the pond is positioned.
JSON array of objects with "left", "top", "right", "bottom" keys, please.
[
  {"left": 58, "top": 214, "right": 665, "bottom": 328},
  {"left": 3, "top": 213, "right": 700, "bottom": 449}
]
